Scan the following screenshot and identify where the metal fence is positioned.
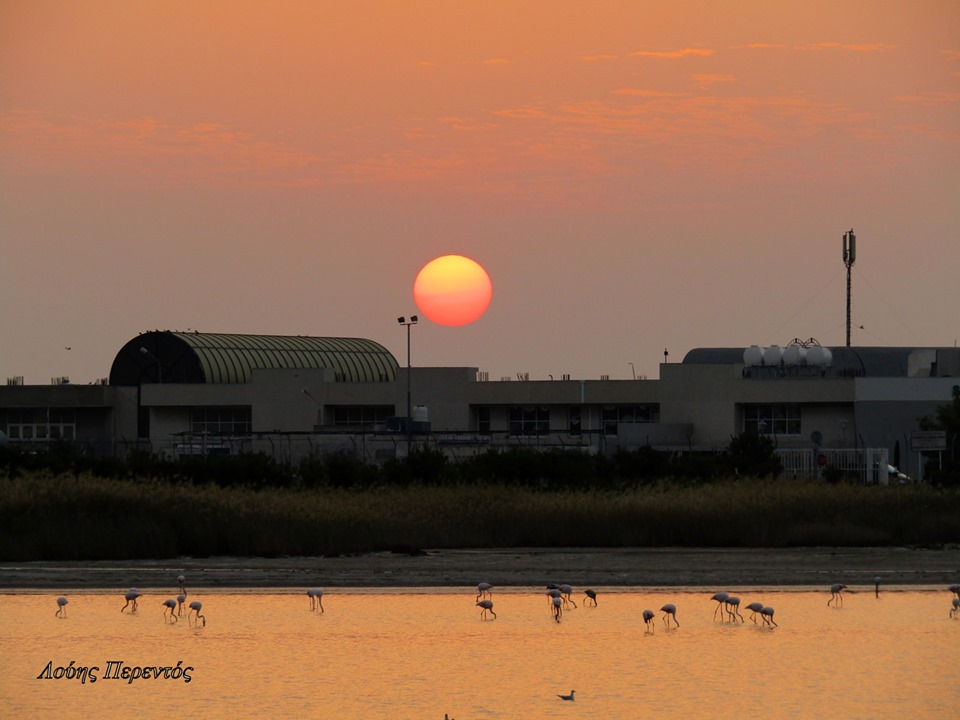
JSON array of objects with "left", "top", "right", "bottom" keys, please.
[{"left": 776, "top": 447, "right": 891, "bottom": 484}]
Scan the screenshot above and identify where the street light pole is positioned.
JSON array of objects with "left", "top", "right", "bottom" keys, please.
[{"left": 397, "top": 315, "right": 418, "bottom": 452}]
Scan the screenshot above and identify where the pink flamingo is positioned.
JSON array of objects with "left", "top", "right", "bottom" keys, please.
[
  {"left": 642, "top": 608, "right": 656, "bottom": 633},
  {"left": 828, "top": 583, "right": 847, "bottom": 607},
  {"left": 56, "top": 597, "right": 68, "bottom": 617},
  {"left": 162, "top": 599, "right": 178, "bottom": 623},
  {"left": 760, "top": 606, "right": 778, "bottom": 626},
  {"left": 661, "top": 603, "right": 679, "bottom": 628},
  {"left": 476, "top": 599, "right": 496, "bottom": 620}
]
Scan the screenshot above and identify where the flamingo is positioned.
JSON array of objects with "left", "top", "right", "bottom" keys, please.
[
  {"left": 642, "top": 609, "right": 656, "bottom": 633},
  {"left": 476, "top": 599, "right": 496, "bottom": 620},
  {"left": 760, "top": 606, "right": 778, "bottom": 627},
  {"left": 558, "top": 584, "right": 577, "bottom": 609},
  {"left": 557, "top": 690, "right": 575, "bottom": 701},
  {"left": 547, "top": 588, "right": 562, "bottom": 606},
  {"left": 121, "top": 588, "right": 142, "bottom": 613},
  {"left": 711, "top": 591, "right": 729, "bottom": 620},
  {"left": 726, "top": 596, "right": 744, "bottom": 622},
  {"left": 949, "top": 583, "right": 960, "bottom": 599},
  {"left": 583, "top": 589, "right": 598, "bottom": 606},
  {"left": 189, "top": 600, "right": 205, "bottom": 626},
  {"left": 661, "top": 603, "right": 679, "bottom": 628},
  {"left": 177, "top": 593, "right": 186, "bottom": 616},
  {"left": 56, "top": 597, "right": 68, "bottom": 617},
  {"left": 746, "top": 602, "right": 764, "bottom": 624},
  {"left": 828, "top": 583, "right": 847, "bottom": 607},
  {"left": 476, "top": 582, "right": 493, "bottom": 602},
  {"left": 307, "top": 588, "right": 325, "bottom": 612},
  {"left": 874, "top": 576, "right": 881, "bottom": 598},
  {"left": 162, "top": 599, "right": 178, "bottom": 623},
  {"left": 552, "top": 595, "right": 563, "bottom": 623},
  {"left": 951, "top": 598, "right": 960, "bottom": 619},
  {"left": 177, "top": 575, "right": 186, "bottom": 594}
]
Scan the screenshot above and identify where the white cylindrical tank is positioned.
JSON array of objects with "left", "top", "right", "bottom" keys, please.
[
  {"left": 412, "top": 405, "right": 429, "bottom": 423},
  {"left": 743, "top": 345, "right": 764, "bottom": 366},
  {"left": 807, "top": 346, "right": 832, "bottom": 367},
  {"left": 782, "top": 345, "right": 807, "bottom": 366},
  {"left": 762, "top": 345, "right": 783, "bottom": 366}
]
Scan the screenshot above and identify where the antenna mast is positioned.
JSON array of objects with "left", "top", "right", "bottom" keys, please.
[{"left": 842, "top": 229, "right": 856, "bottom": 347}]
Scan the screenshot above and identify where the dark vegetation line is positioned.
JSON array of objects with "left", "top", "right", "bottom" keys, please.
[{"left": 1, "top": 430, "right": 958, "bottom": 562}]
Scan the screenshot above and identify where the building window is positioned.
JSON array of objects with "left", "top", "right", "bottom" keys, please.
[
  {"left": 330, "top": 405, "right": 393, "bottom": 430},
  {"left": 477, "top": 406, "right": 491, "bottom": 434},
  {"left": 568, "top": 406, "right": 581, "bottom": 435},
  {"left": 3, "top": 408, "right": 76, "bottom": 442},
  {"left": 509, "top": 406, "right": 549, "bottom": 435},
  {"left": 743, "top": 404, "right": 801, "bottom": 436},
  {"left": 190, "top": 407, "right": 252, "bottom": 435}
]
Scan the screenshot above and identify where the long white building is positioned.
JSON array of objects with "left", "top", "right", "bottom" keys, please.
[{"left": 2, "top": 331, "right": 957, "bottom": 480}]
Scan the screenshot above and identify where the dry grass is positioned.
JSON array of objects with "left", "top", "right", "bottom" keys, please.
[{"left": 1, "top": 473, "right": 957, "bottom": 561}]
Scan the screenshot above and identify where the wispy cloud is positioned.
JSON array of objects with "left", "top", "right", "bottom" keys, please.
[
  {"left": 692, "top": 74, "right": 735, "bottom": 87},
  {"left": 794, "top": 42, "right": 896, "bottom": 52},
  {"left": 629, "top": 48, "right": 713, "bottom": 59},
  {"left": 743, "top": 43, "right": 786, "bottom": 50},
  {"left": 894, "top": 91, "right": 960, "bottom": 106},
  {"left": 0, "top": 111, "right": 320, "bottom": 185},
  {"left": 482, "top": 58, "right": 510, "bottom": 65}
]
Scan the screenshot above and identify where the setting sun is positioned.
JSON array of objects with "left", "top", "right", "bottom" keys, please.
[{"left": 413, "top": 255, "right": 492, "bottom": 326}]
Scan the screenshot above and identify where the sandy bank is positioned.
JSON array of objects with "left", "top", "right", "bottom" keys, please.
[{"left": 2, "top": 546, "right": 959, "bottom": 591}]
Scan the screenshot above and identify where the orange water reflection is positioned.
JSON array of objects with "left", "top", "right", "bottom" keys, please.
[{"left": 3, "top": 588, "right": 958, "bottom": 719}]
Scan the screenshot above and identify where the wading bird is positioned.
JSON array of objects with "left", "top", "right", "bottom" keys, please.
[
  {"left": 711, "top": 592, "right": 729, "bottom": 620},
  {"left": 874, "top": 576, "right": 881, "bottom": 598},
  {"left": 558, "top": 584, "right": 577, "bottom": 608},
  {"left": 951, "top": 598, "right": 960, "bottom": 619},
  {"left": 177, "top": 593, "right": 186, "bottom": 616},
  {"left": 761, "top": 606, "right": 778, "bottom": 627},
  {"left": 828, "top": 583, "right": 847, "bottom": 607},
  {"left": 546, "top": 587, "right": 562, "bottom": 606},
  {"left": 949, "top": 584, "right": 960, "bottom": 599},
  {"left": 557, "top": 690, "right": 575, "bottom": 702},
  {"left": 307, "top": 588, "right": 325, "bottom": 612},
  {"left": 642, "top": 609, "right": 656, "bottom": 633},
  {"left": 189, "top": 600, "right": 205, "bottom": 626},
  {"left": 162, "top": 599, "right": 178, "bottom": 623},
  {"left": 476, "top": 599, "right": 496, "bottom": 620},
  {"left": 726, "top": 596, "right": 744, "bottom": 622},
  {"left": 56, "top": 597, "right": 68, "bottom": 617},
  {"left": 121, "top": 589, "right": 142, "bottom": 613},
  {"left": 584, "top": 589, "right": 598, "bottom": 606},
  {"left": 476, "top": 582, "right": 493, "bottom": 602},
  {"left": 177, "top": 575, "right": 186, "bottom": 594},
  {"left": 661, "top": 603, "right": 679, "bottom": 628},
  {"left": 552, "top": 595, "right": 563, "bottom": 623},
  {"left": 746, "top": 602, "right": 765, "bottom": 624}
]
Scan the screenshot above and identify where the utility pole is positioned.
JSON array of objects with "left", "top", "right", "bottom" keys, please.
[{"left": 842, "top": 229, "right": 856, "bottom": 347}]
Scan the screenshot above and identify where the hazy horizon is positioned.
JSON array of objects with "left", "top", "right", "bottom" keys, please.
[{"left": 2, "top": 1, "right": 958, "bottom": 385}]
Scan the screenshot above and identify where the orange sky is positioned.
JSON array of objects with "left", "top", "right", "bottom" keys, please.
[{"left": 2, "top": 1, "right": 958, "bottom": 383}]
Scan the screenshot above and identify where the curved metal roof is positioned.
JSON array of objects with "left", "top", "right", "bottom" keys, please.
[{"left": 109, "top": 331, "right": 399, "bottom": 385}]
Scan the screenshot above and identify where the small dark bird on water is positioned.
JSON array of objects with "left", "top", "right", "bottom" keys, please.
[{"left": 557, "top": 690, "right": 575, "bottom": 701}]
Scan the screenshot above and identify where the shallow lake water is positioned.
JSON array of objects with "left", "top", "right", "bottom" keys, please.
[{"left": 2, "top": 587, "right": 958, "bottom": 719}]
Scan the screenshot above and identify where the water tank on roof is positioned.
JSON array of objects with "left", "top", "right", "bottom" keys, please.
[
  {"left": 782, "top": 345, "right": 807, "bottom": 366},
  {"left": 743, "top": 345, "right": 764, "bottom": 366},
  {"left": 807, "top": 346, "right": 832, "bottom": 367},
  {"left": 762, "top": 345, "right": 783, "bottom": 366}
]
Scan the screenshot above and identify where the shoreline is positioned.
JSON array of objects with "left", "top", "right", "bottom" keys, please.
[{"left": 2, "top": 546, "right": 959, "bottom": 590}]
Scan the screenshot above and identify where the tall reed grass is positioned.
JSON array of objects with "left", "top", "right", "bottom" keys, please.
[{"left": 1, "top": 472, "right": 957, "bottom": 561}]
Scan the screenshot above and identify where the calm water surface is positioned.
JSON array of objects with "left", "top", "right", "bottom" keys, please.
[{"left": 2, "top": 588, "right": 958, "bottom": 719}]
